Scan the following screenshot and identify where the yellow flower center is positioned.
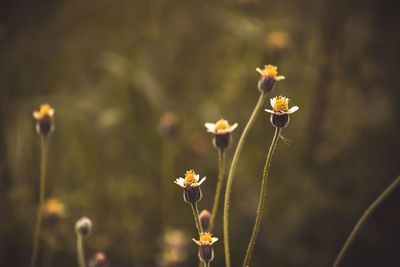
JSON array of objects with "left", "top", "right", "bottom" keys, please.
[
  {"left": 38, "top": 104, "right": 52, "bottom": 119},
  {"left": 273, "top": 96, "right": 289, "bottom": 112},
  {"left": 199, "top": 232, "right": 213, "bottom": 243},
  {"left": 261, "top": 65, "right": 278, "bottom": 78},
  {"left": 183, "top": 170, "right": 198, "bottom": 187},
  {"left": 214, "top": 119, "right": 230, "bottom": 131}
]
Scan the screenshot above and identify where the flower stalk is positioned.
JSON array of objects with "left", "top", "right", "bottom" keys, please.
[
  {"left": 191, "top": 202, "right": 203, "bottom": 235},
  {"left": 242, "top": 127, "right": 281, "bottom": 267},
  {"left": 30, "top": 136, "right": 49, "bottom": 267},
  {"left": 223, "top": 91, "right": 267, "bottom": 267},
  {"left": 209, "top": 149, "right": 226, "bottom": 232},
  {"left": 77, "top": 233, "right": 86, "bottom": 267},
  {"left": 333, "top": 175, "right": 400, "bottom": 267}
]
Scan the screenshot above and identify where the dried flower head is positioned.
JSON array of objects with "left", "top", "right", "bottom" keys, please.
[
  {"left": 205, "top": 119, "right": 238, "bottom": 150},
  {"left": 33, "top": 104, "right": 55, "bottom": 136},
  {"left": 174, "top": 170, "right": 206, "bottom": 204},
  {"left": 265, "top": 96, "right": 299, "bottom": 128},
  {"left": 192, "top": 232, "right": 218, "bottom": 263},
  {"left": 256, "top": 65, "right": 285, "bottom": 93}
]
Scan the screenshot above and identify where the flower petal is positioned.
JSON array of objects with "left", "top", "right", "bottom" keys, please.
[
  {"left": 270, "top": 97, "right": 276, "bottom": 108},
  {"left": 288, "top": 106, "right": 299, "bottom": 113},
  {"left": 204, "top": 123, "right": 216, "bottom": 133},
  {"left": 229, "top": 123, "right": 238, "bottom": 132},
  {"left": 192, "top": 238, "right": 201, "bottom": 246},
  {"left": 275, "top": 75, "right": 285, "bottom": 81},
  {"left": 265, "top": 109, "right": 275, "bottom": 114}
]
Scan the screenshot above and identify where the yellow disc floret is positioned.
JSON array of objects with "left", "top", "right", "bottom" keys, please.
[
  {"left": 38, "top": 104, "right": 52, "bottom": 118},
  {"left": 257, "top": 65, "right": 278, "bottom": 78},
  {"left": 199, "top": 232, "right": 213, "bottom": 243},
  {"left": 214, "top": 119, "right": 230, "bottom": 131},
  {"left": 183, "top": 170, "right": 198, "bottom": 187},
  {"left": 273, "top": 96, "right": 289, "bottom": 112}
]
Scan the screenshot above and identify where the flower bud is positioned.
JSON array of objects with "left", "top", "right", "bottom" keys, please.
[
  {"left": 158, "top": 112, "right": 179, "bottom": 138},
  {"left": 199, "top": 210, "right": 211, "bottom": 231},
  {"left": 75, "top": 217, "right": 93, "bottom": 237}
]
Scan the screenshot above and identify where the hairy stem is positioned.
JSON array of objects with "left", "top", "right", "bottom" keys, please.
[
  {"left": 223, "top": 92, "right": 267, "bottom": 267},
  {"left": 333, "top": 175, "right": 400, "bottom": 267},
  {"left": 30, "top": 137, "right": 49, "bottom": 267},
  {"left": 209, "top": 149, "right": 226, "bottom": 232},
  {"left": 242, "top": 127, "right": 280, "bottom": 267}
]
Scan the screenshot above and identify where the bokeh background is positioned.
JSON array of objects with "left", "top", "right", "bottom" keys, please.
[{"left": 1, "top": 0, "right": 400, "bottom": 266}]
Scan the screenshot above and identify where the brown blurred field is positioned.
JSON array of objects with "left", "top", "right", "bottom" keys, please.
[{"left": 1, "top": 0, "right": 400, "bottom": 266}]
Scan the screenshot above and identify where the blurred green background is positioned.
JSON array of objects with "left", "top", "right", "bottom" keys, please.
[{"left": 1, "top": 0, "right": 400, "bottom": 266}]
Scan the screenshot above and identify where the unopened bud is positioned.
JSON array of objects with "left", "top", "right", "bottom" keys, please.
[
  {"left": 89, "top": 252, "right": 107, "bottom": 267},
  {"left": 199, "top": 210, "right": 211, "bottom": 231},
  {"left": 183, "top": 186, "right": 202, "bottom": 204},
  {"left": 270, "top": 114, "right": 290, "bottom": 128}
]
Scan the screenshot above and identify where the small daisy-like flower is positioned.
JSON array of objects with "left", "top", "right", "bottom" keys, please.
[
  {"left": 265, "top": 96, "right": 299, "bottom": 128},
  {"left": 174, "top": 170, "right": 206, "bottom": 204},
  {"left": 192, "top": 232, "right": 218, "bottom": 263},
  {"left": 33, "top": 104, "right": 55, "bottom": 136},
  {"left": 256, "top": 65, "right": 285, "bottom": 93},
  {"left": 44, "top": 198, "right": 65, "bottom": 222},
  {"left": 205, "top": 119, "right": 238, "bottom": 151}
]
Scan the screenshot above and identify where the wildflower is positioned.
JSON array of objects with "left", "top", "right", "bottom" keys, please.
[
  {"left": 199, "top": 210, "right": 211, "bottom": 231},
  {"left": 192, "top": 232, "right": 218, "bottom": 264},
  {"left": 89, "top": 252, "right": 107, "bottom": 267},
  {"left": 44, "top": 198, "right": 65, "bottom": 222},
  {"left": 174, "top": 170, "right": 206, "bottom": 204},
  {"left": 158, "top": 112, "right": 180, "bottom": 138},
  {"left": 256, "top": 65, "right": 285, "bottom": 93},
  {"left": 33, "top": 104, "right": 54, "bottom": 136},
  {"left": 75, "top": 217, "right": 93, "bottom": 237},
  {"left": 205, "top": 119, "right": 238, "bottom": 151},
  {"left": 265, "top": 96, "right": 299, "bottom": 128}
]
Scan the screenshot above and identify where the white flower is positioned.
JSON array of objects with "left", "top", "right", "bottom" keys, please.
[
  {"left": 204, "top": 119, "right": 238, "bottom": 135},
  {"left": 174, "top": 170, "right": 206, "bottom": 188},
  {"left": 265, "top": 96, "right": 299, "bottom": 114}
]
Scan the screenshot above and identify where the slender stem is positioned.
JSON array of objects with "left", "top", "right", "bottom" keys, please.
[
  {"left": 242, "top": 127, "right": 280, "bottom": 267},
  {"left": 76, "top": 234, "right": 87, "bottom": 267},
  {"left": 192, "top": 202, "right": 203, "bottom": 235},
  {"left": 223, "top": 92, "right": 267, "bottom": 267},
  {"left": 333, "top": 175, "right": 400, "bottom": 267},
  {"left": 30, "top": 137, "right": 49, "bottom": 267},
  {"left": 207, "top": 262, "right": 211, "bottom": 267},
  {"left": 209, "top": 149, "right": 226, "bottom": 232}
]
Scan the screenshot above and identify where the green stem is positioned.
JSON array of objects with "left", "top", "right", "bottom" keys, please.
[
  {"left": 242, "top": 127, "right": 280, "bottom": 267},
  {"left": 209, "top": 149, "right": 226, "bottom": 232},
  {"left": 77, "top": 234, "right": 87, "bottom": 267},
  {"left": 207, "top": 262, "right": 210, "bottom": 267},
  {"left": 333, "top": 175, "right": 400, "bottom": 267},
  {"left": 192, "top": 202, "right": 203, "bottom": 235},
  {"left": 30, "top": 137, "right": 49, "bottom": 267},
  {"left": 223, "top": 92, "right": 267, "bottom": 267}
]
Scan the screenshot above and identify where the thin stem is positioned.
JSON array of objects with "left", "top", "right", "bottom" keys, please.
[
  {"left": 242, "top": 127, "right": 280, "bottom": 267},
  {"left": 207, "top": 262, "right": 211, "bottom": 267},
  {"left": 223, "top": 92, "right": 267, "bottom": 267},
  {"left": 76, "top": 234, "right": 87, "bottom": 267},
  {"left": 30, "top": 136, "right": 49, "bottom": 267},
  {"left": 333, "top": 175, "right": 400, "bottom": 267},
  {"left": 209, "top": 149, "right": 226, "bottom": 232},
  {"left": 192, "top": 202, "right": 203, "bottom": 235}
]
